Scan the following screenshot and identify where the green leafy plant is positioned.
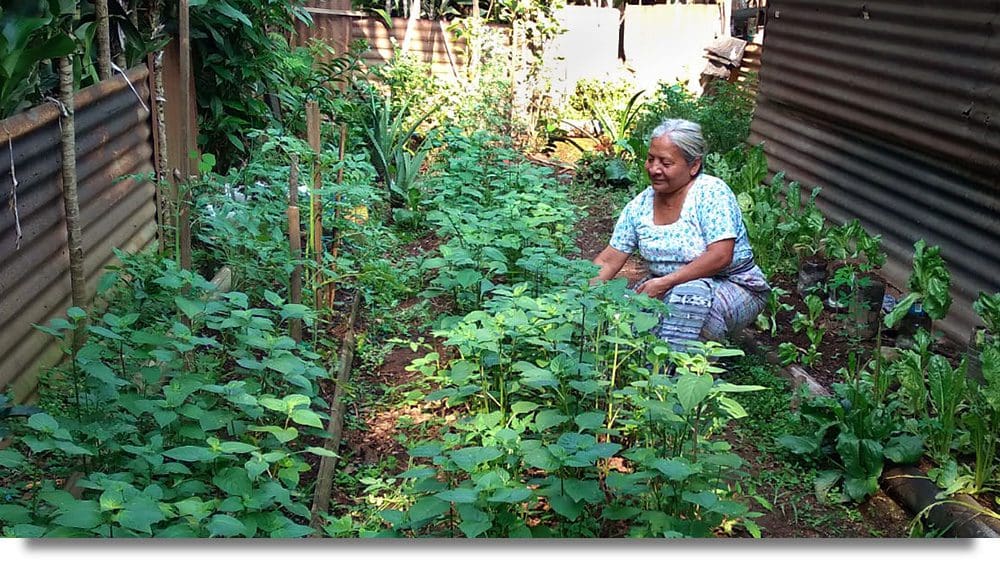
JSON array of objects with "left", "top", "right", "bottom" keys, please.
[
  {"left": 0, "top": 1, "right": 76, "bottom": 118},
  {"left": 884, "top": 240, "right": 952, "bottom": 328},
  {"left": 756, "top": 286, "right": 793, "bottom": 338},
  {"left": 1, "top": 251, "right": 339, "bottom": 538},
  {"left": 779, "top": 366, "right": 921, "bottom": 503},
  {"left": 362, "top": 91, "right": 438, "bottom": 211},
  {"left": 779, "top": 294, "right": 825, "bottom": 368}
]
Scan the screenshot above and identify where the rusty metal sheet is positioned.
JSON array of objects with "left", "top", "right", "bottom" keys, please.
[
  {"left": 0, "top": 66, "right": 156, "bottom": 401},
  {"left": 750, "top": 0, "right": 1000, "bottom": 341}
]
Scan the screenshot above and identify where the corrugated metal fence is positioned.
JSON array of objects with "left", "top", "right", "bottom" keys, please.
[
  {"left": 0, "top": 66, "right": 157, "bottom": 401},
  {"left": 750, "top": 0, "right": 1000, "bottom": 341}
]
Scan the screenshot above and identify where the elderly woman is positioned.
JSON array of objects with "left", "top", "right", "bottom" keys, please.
[{"left": 592, "top": 118, "right": 770, "bottom": 351}]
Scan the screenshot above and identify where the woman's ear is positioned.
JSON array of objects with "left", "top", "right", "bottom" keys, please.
[{"left": 689, "top": 158, "right": 703, "bottom": 177}]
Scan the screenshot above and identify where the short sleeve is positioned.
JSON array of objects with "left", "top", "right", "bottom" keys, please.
[
  {"left": 608, "top": 197, "right": 640, "bottom": 254},
  {"left": 696, "top": 179, "right": 743, "bottom": 245}
]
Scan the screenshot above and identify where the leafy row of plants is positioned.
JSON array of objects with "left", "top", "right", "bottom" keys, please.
[
  {"left": 349, "top": 128, "right": 770, "bottom": 538},
  {"left": 705, "top": 144, "right": 1000, "bottom": 514}
]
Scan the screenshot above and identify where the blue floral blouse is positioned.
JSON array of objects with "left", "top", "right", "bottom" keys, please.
[{"left": 608, "top": 174, "right": 754, "bottom": 277}]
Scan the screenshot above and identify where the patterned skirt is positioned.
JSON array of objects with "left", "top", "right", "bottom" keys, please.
[{"left": 636, "top": 260, "right": 771, "bottom": 352}]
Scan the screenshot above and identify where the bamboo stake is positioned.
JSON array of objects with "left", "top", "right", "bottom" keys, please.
[
  {"left": 309, "top": 293, "right": 361, "bottom": 533},
  {"left": 95, "top": 0, "right": 112, "bottom": 81},
  {"left": 306, "top": 101, "right": 324, "bottom": 310},
  {"left": 288, "top": 156, "right": 303, "bottom": 342},
  {"left": 178, "top": 0, "right": 192, "bottom": 271},
  {"left": 326, "top": 123, "right": 348, "bottom": 310}
]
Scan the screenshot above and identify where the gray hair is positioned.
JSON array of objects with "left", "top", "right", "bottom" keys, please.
[{"left": 649, "top": 118, "right": 707, "bottom": 167}]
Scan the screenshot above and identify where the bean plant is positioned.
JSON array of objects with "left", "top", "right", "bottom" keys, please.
[
  {"left": 378, "top": 130, "right": 765, "bottom": 538},
  {"left": 1, "top": 256, "right": 336, "bottom": 538}
]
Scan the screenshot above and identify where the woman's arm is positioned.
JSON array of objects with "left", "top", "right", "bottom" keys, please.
[
  {"left": 591, "top": 246, "right": 631, "bottom": 284},
  {"left": 635, "top": 239, "right": 735, "bottom": 298}
]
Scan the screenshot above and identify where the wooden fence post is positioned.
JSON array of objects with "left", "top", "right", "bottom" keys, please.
[
  {"left": 288, "top": 155, "right": 303, "bottom": 342},
  {"left": 178, "top": 0, "right": 193, "bottom": 271},
  {"left": 306, "top": 101, "right": 324, "bottom": 310}
]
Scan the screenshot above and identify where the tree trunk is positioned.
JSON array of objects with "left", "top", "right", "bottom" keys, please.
[
  {"left": 95, "top": 0, "right": 112, "bottom": 80},
  {"left": 58, "top": 56, "right": 87, "bottom": 315},
  {"left": 401, "top": 0, "right": 420, "bottom": 52},
  {"left": 178, "top": 0, "right": 192, "bottom": 270}
]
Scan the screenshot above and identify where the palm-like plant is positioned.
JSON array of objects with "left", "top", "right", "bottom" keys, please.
[{"left": 362, "top": 92, "right": 438, "bottom": 214}]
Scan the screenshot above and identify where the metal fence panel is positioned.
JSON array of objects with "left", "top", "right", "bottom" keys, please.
[
  {"left": 0, "top": 66, "right": 156, "bottom": 401},
  {"left": 750, "top": 0, "right": 1000, "bottom": 341}
]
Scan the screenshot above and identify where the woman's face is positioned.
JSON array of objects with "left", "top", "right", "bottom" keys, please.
[{"left": 645, "top": 135, "right": 701, "bottom": 196}]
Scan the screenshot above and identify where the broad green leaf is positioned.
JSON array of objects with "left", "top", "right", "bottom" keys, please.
[
  {"left": 562, "top": 478, "right": 603, "bottom": 504},
  {"left": 883, "top": 435, "right": 923, "bottom": 464},
  {"left": 533, "top": 409, "right": 569, "bottom": 432},
  {"left": 0, "top": 505, "right": 31, "bottom": 524},
  {"left": 814, "top": 470, "right": 842, "bottom": 503},
  {"left": 265, "top": 354, "right": 305, "bottom": 376},
  {"left": 408, "top": 496, "right": 450, "bottom": 522},
  {"left": 546, "top": 493, "right": 582, "bottom": 520},
  {"left": 163, "top": 446, "right": 217, "bottom": 462},
  {"left": 27, "top": 412, "right": 59, "bottom": 433},
  {"left": 676, "top": 373, "right": 713, "bottom": 412},
  {"left": 651, "top": 458, "right": 698, "bottom": 481},
  {"left": 279, "top": 304, "right": 313, "bottom": 320},
  {"left": 250, "top": 425, "right": 299, "bottom": 443},
  {"left": 174, "top": 498, "right": 215, "bottom": 522},
  {"left": 510, "top": 401, "right": 539, "bottom": 415},
  {"left": 487, "top": 487, "right": 531, "bottom": 504},
  {"left": 174, "top": 296, "right": 205, "bottom": 319},
  {"left": 117, "top": 496, "right": 165, "bottom": 534},
  {"left": 777, "top": 435, "right": 820, "bottom": 455},
  {"left": 574, "top": 411, "right": 605, "bottom": 431},
  {"left": 67, "top": 307, "right": 87, "bottom": 320},
  {"left": 207, "top": 514, "right": 249, "bottom": 538},
  {"left": 88, "top": 325, "right": 124, "bottom": 341},
  {"left": 52, "top": 500, "right": 103, "bottom": 529},
  {"left": 407, "top": 443, "right": 443, "bottom": 457},
  {"left": 682, "top": 490, "right": 719, "bottom": 509},
  {"left": 0, "top": 449, "right": 25, "bottom": 469},
  {"left": 263, "top": 290, "right": 284, "bottom": 307},
  {"left": 213, "top": 467, "right": 252, "bottom": 497},
  {"left": 455, "top": 504, "right": 491, "bottom": 538},
  {"left": 521, "top": 443, "right": 561, "bottom": 471},
  {"left": 435, "top": 488, "right": 480, "bottom": 504},
  {"left": 54, "top": 441, "right": 93, "bottom": 456},
  {"left": 259, "top": 397, "right": 286, "bottom": 412},
  {"left": 290, "top": 409, "right": 324, "bottom": 429},
  {"left": 449, "top": 446, "right": 502, "bottom": 472},
  {"left": 9, "top": 524, "right": 46, "bottom": 538},
  {"left": 843, "top": 475, "right": 879, "bottom": 502},
  {"left": 219, "top": 442, "right": 258, "bottom": 454},
  {"left": 305, "top": 446, "right": 339, "bottom": 458}
]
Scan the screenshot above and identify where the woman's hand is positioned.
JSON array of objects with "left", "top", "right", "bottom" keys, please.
[
  {"left": 591, "top": 246, "right": 631, "bottom": 284},
  {"left": 636, "top": 275, "right": 675, "bottom": 299}
]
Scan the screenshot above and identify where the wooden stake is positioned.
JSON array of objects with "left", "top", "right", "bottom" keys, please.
[
  {"left": 326, "top": 123, "right": 348, "bottom": 310},
  {"left": 309, "top": 293, "right": 361, "bottom": 532},
  {"left": 288, "top": 156, "right": 303, "bottom": 342},
  {"left": 178, "top": 0, "right": 192, "bottom": 271},
  {"left": 306, "top": 101, "right": 324, "bottom": 309}
]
